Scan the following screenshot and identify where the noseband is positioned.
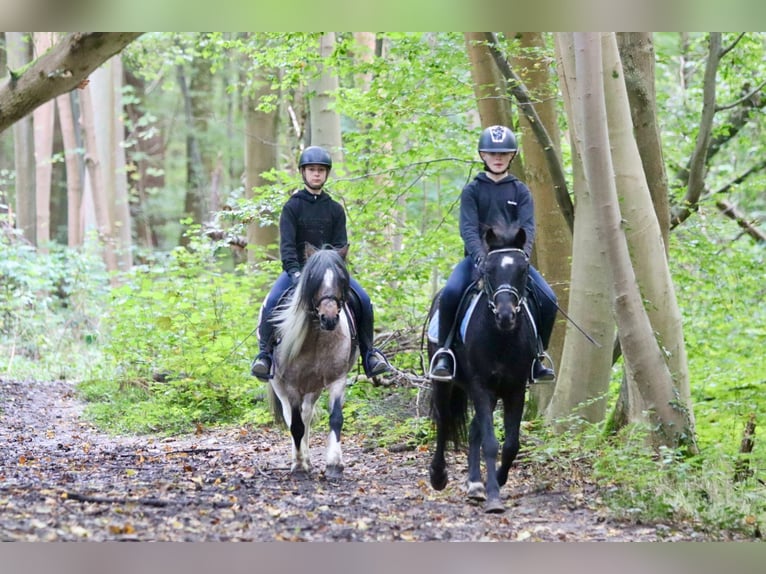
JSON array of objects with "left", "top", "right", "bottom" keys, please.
[
  {"left": 482, "top": 248, "right": 528, "bottom": 316},
  {"left": 313, "top": 294, "right": 344, "bottom": 316}
]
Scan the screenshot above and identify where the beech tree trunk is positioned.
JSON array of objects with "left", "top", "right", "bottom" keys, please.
[
  {"left": 79, "top": 82, "right": 118, "bottom": 277},
  {"left": 32, "top": 32, "right": 56, "bottom": 251},
  {"left": 546, "top": 32, "right": 615, "bottom": 427},
  {"left": 616, "top": 32, "right": 671, "bottom": 254},
  {"left": 511, "top": 32, "right": 573, "bottom": 414},
  {"left": 244, "top": 66, "right": 279, "bottom": 265},
  {"left": 600, "top": 32, "right": 695, "bottom": 442},
  {"left": 5, "top": 32, "right": 36, "bottom": 244},
  {"left": 574, "top": 32, "right": 695, "bottom": 450},
  {"left": 55, "top": 91, "right": 83, "bottom": 247},
  {"left": 308, "top": 33, "right": 343, "bottom": 164}
]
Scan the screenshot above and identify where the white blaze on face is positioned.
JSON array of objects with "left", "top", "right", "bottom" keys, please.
[
  {"left": 323, "top": 267, "right": 335, "bottom": 290},
  {"left": 501, "top": 255, "right": 515, "bottom": 268}
]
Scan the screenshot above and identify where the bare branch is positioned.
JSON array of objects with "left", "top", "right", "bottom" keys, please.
[
  {"left": 671, "top": 33, "right": 722, "bottom": 227},
  {"left": 481, "top": 32, "right": 574, "bottom": 234},
  {"left": 719, "top": 32, "right": 746, "bottom": 59},
  {"left": 715, "top": 79, "right": 766, "bottom": 112}
]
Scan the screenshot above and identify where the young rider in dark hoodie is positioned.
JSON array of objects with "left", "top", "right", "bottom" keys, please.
[
  {"left": 250, "top": 146, "right": 390, "bottom": 381},
  {"left": 428, "top": 125, "right": 557, "bottom": 383}
]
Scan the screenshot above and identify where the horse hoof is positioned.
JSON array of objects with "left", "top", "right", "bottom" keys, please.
[
  {"left": 484, "top": 498, "right": 505, "bottom": 514},
  {"left": 325, "top": 464, "right": 344, "bottom": 481},
  {"left": 290, "top": 465, "right": 311, "bottom": 479},
  {"left": 466, "top": 481, "right": 487, "bottom": 501},
  {"left": 430, "top": 468, "right": 448, "bottom": 491}
]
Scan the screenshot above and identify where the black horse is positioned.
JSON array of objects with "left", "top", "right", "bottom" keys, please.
[{"left": 427, "top": 222, "right": 537, "bottom": 513}]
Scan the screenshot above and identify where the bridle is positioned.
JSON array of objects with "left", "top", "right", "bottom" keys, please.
[
  {"left": 482, "top": 247, "right": 528, "bottom": 317},
  {"left": 314, "top": 294, "right": 345, "bottom": 316}
]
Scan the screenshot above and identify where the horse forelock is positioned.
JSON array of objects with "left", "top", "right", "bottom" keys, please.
[
  {"left": 275, "top": 249, "right": 350, "bottom": 363},
  {"left": 300, "top": 250, "right": 349, "bottom": 309}
]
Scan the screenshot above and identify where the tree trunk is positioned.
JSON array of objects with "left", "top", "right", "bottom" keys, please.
[
  {"left": 244, "top": 67, "right": 279, "bottom": 265},
  {"left": 32, "top": 32, "right": 56, "bottom": 251},
  {"left": 616, "top": 32, "right": 671, "bottom": 255},
  {"left": 464, "top": 33, "right": 514, "bottom": 128},
  {"left": 124, "top": 70, "right": 165, "bottom": 250},
  {"left": 511, "top": 32, "right": 573, "bottom": 414},
  {"left": 574, "top": 32, "right": 695, "bottom": 451},
  {"left": 110, "top": 56, "right": 132, "bottom": 270},
  {"left": 308, "top": 33, "right": 343, "bottom": 165},
  {"left": 79, "top": 82, "right": 118, "bottom": 277},
  {"left": 177, "top": 60, "right": 209, "bottom": 246},
  {"left": 90, "top": 58, "right": 132, "bottom": 270},
  {"left": 600, "top": 32, "right": 695, "bottom": 445},
  {"left": 5, "top": 32, "right": 36, "bottom": 244},
  {"left": 546, "top": 33, "right": 615, "bottom": 428},
  {"left": 55, "top": 91, "right": 83, "bottom": 247},
  {"left": 0, "top": 33, "right": 142, "bottom": 134}
]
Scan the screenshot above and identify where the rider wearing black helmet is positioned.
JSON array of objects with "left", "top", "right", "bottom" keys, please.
[
  {"left": 251, "top": 146, "right": 390, "bottom": 381},
  {"left": 429, "top": 125, "right": 557, "bottom": 383}
]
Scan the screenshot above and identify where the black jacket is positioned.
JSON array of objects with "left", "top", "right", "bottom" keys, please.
[
  {"left": 459, "top": 172, "right": 536, "bottom": 262},
  {"left": 279, "top": 188, "right": 348, "bottom": 274}
]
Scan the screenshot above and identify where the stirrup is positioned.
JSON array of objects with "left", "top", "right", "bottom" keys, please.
[
  {"left": 365, "top": 350, "right": 390, "bottom": 377},
  {"left": 429, "top": 348, "right": 456, "bottom": 381},
  {"left": 250, "top": 355, "right": 273, "bottom": 381},
  {"left": 530, "top": 351, "right": 555, "bottom": 384}
]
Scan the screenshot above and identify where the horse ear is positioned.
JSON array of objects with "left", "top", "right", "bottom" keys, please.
[
  {"left": 304, "top": 243, "right": 318, "bottom": 259},
  {"left": 483, "top": 226, "right": 498, "bottom": 250},
  {"left": 337, "top": 243, "right": 349, "bottom": 261},
  {"left": 515, "top": 228, "right": 526, "bottom": 250}
]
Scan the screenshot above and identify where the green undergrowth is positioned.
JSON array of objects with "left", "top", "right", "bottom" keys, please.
[{"left": 522, "top": 419, "right": 764, "bottom": 539}]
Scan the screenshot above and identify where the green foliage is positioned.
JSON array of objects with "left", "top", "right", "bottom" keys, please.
[
  {"left": 670, "top": 211, "right": 766, "bottom": 463},
  {"left": 78, "top": 231, "right": 269, "bottom": 434},
  {"left": 0, "top": 230, "right": 108, "bottom": 381},
  {"left": 523, "top": 420, "right": 764, "bottom": 537}
]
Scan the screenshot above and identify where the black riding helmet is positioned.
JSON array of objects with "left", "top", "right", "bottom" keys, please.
[
  {"left": 298, "top": 146, "right": 332, "bottom": 190},
  {"left": 478, "top": 125, "right": 518, "bottom": 153},
  {"left": 298, "top": 146, "right": 333, "bottom": 170},
  {"left": 478, "top": 125, "right": 518, "bottom": 175}
]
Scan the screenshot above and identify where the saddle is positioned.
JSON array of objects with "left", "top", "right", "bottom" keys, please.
[{"left": 427, "top": 282, "right": 538, "bottom": 346}]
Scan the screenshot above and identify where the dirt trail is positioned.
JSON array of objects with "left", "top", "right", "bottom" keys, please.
[{"left": 0, "top": 378, "right": 716, "bottom": 541}]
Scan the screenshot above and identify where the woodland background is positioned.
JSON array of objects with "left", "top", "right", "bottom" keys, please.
[{"left": 0, "top": 32, "right": 764, "bottom": 537}]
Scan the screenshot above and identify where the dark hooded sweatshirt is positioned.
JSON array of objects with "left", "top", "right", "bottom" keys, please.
[
  {"left": 459, "top": 171, "right": 536, "bottom": 263},
  {"left": 279, "top": 188, "right": 348, "bottom": 275}
]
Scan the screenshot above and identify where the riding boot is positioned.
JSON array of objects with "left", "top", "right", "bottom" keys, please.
[
  {"left": 349, "top": 289, "right": 390, "bottom": 378},
  {"left": 532, "top": 357, "right": 555, "bottom": 382},
  {"left": 429, "top": 299, "right": 456, "bottom": 382},
  {"left": 531, "top": 336, "right": 555, "bottom": 383},
  {"left": 250, "top": 318, "right": 275, "bottom": 381}
]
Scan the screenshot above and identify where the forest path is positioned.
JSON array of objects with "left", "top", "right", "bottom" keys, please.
[{"left": 1, "top": 378, "right": 711, "bottom": 541}]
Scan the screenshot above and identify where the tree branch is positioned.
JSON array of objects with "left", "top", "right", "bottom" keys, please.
[
  {"left": 671, "top": 33, "right": 722, "bottom": 227},
  {"left": 719, "top": 32, "right": 746, "bottom": 59},
  {"left": 482, "top": 32, "right": 574, "bottom": 234},
  {"left": 0, "top": 32, "right": 143, "bottom": 134},
  {"left": 715, "top": 79, "right": 766, "bottom": 112}
]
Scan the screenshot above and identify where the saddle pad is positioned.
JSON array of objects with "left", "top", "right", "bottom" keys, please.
[{"left": 427, "top": 292, "right": 482, "bottom": 344}]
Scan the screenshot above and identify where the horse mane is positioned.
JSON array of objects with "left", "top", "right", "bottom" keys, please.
[{"left": 272, "top": 248, "right": 350, "bottom": 363}]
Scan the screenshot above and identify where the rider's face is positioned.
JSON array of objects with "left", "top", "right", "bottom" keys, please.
[
  {"left": 480, "top": 151, "right": 515, "bottom": 173},
  {"left": 302, "top": 165, "right": 329, "bottom": 190}
]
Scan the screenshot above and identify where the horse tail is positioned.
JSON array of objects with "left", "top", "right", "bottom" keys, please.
[
  {"left": 430, "top": 380, "right": 468, "bottom": 449},
  {"left": 267, "top": 384, "right": 287, "bottom": 428}
]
